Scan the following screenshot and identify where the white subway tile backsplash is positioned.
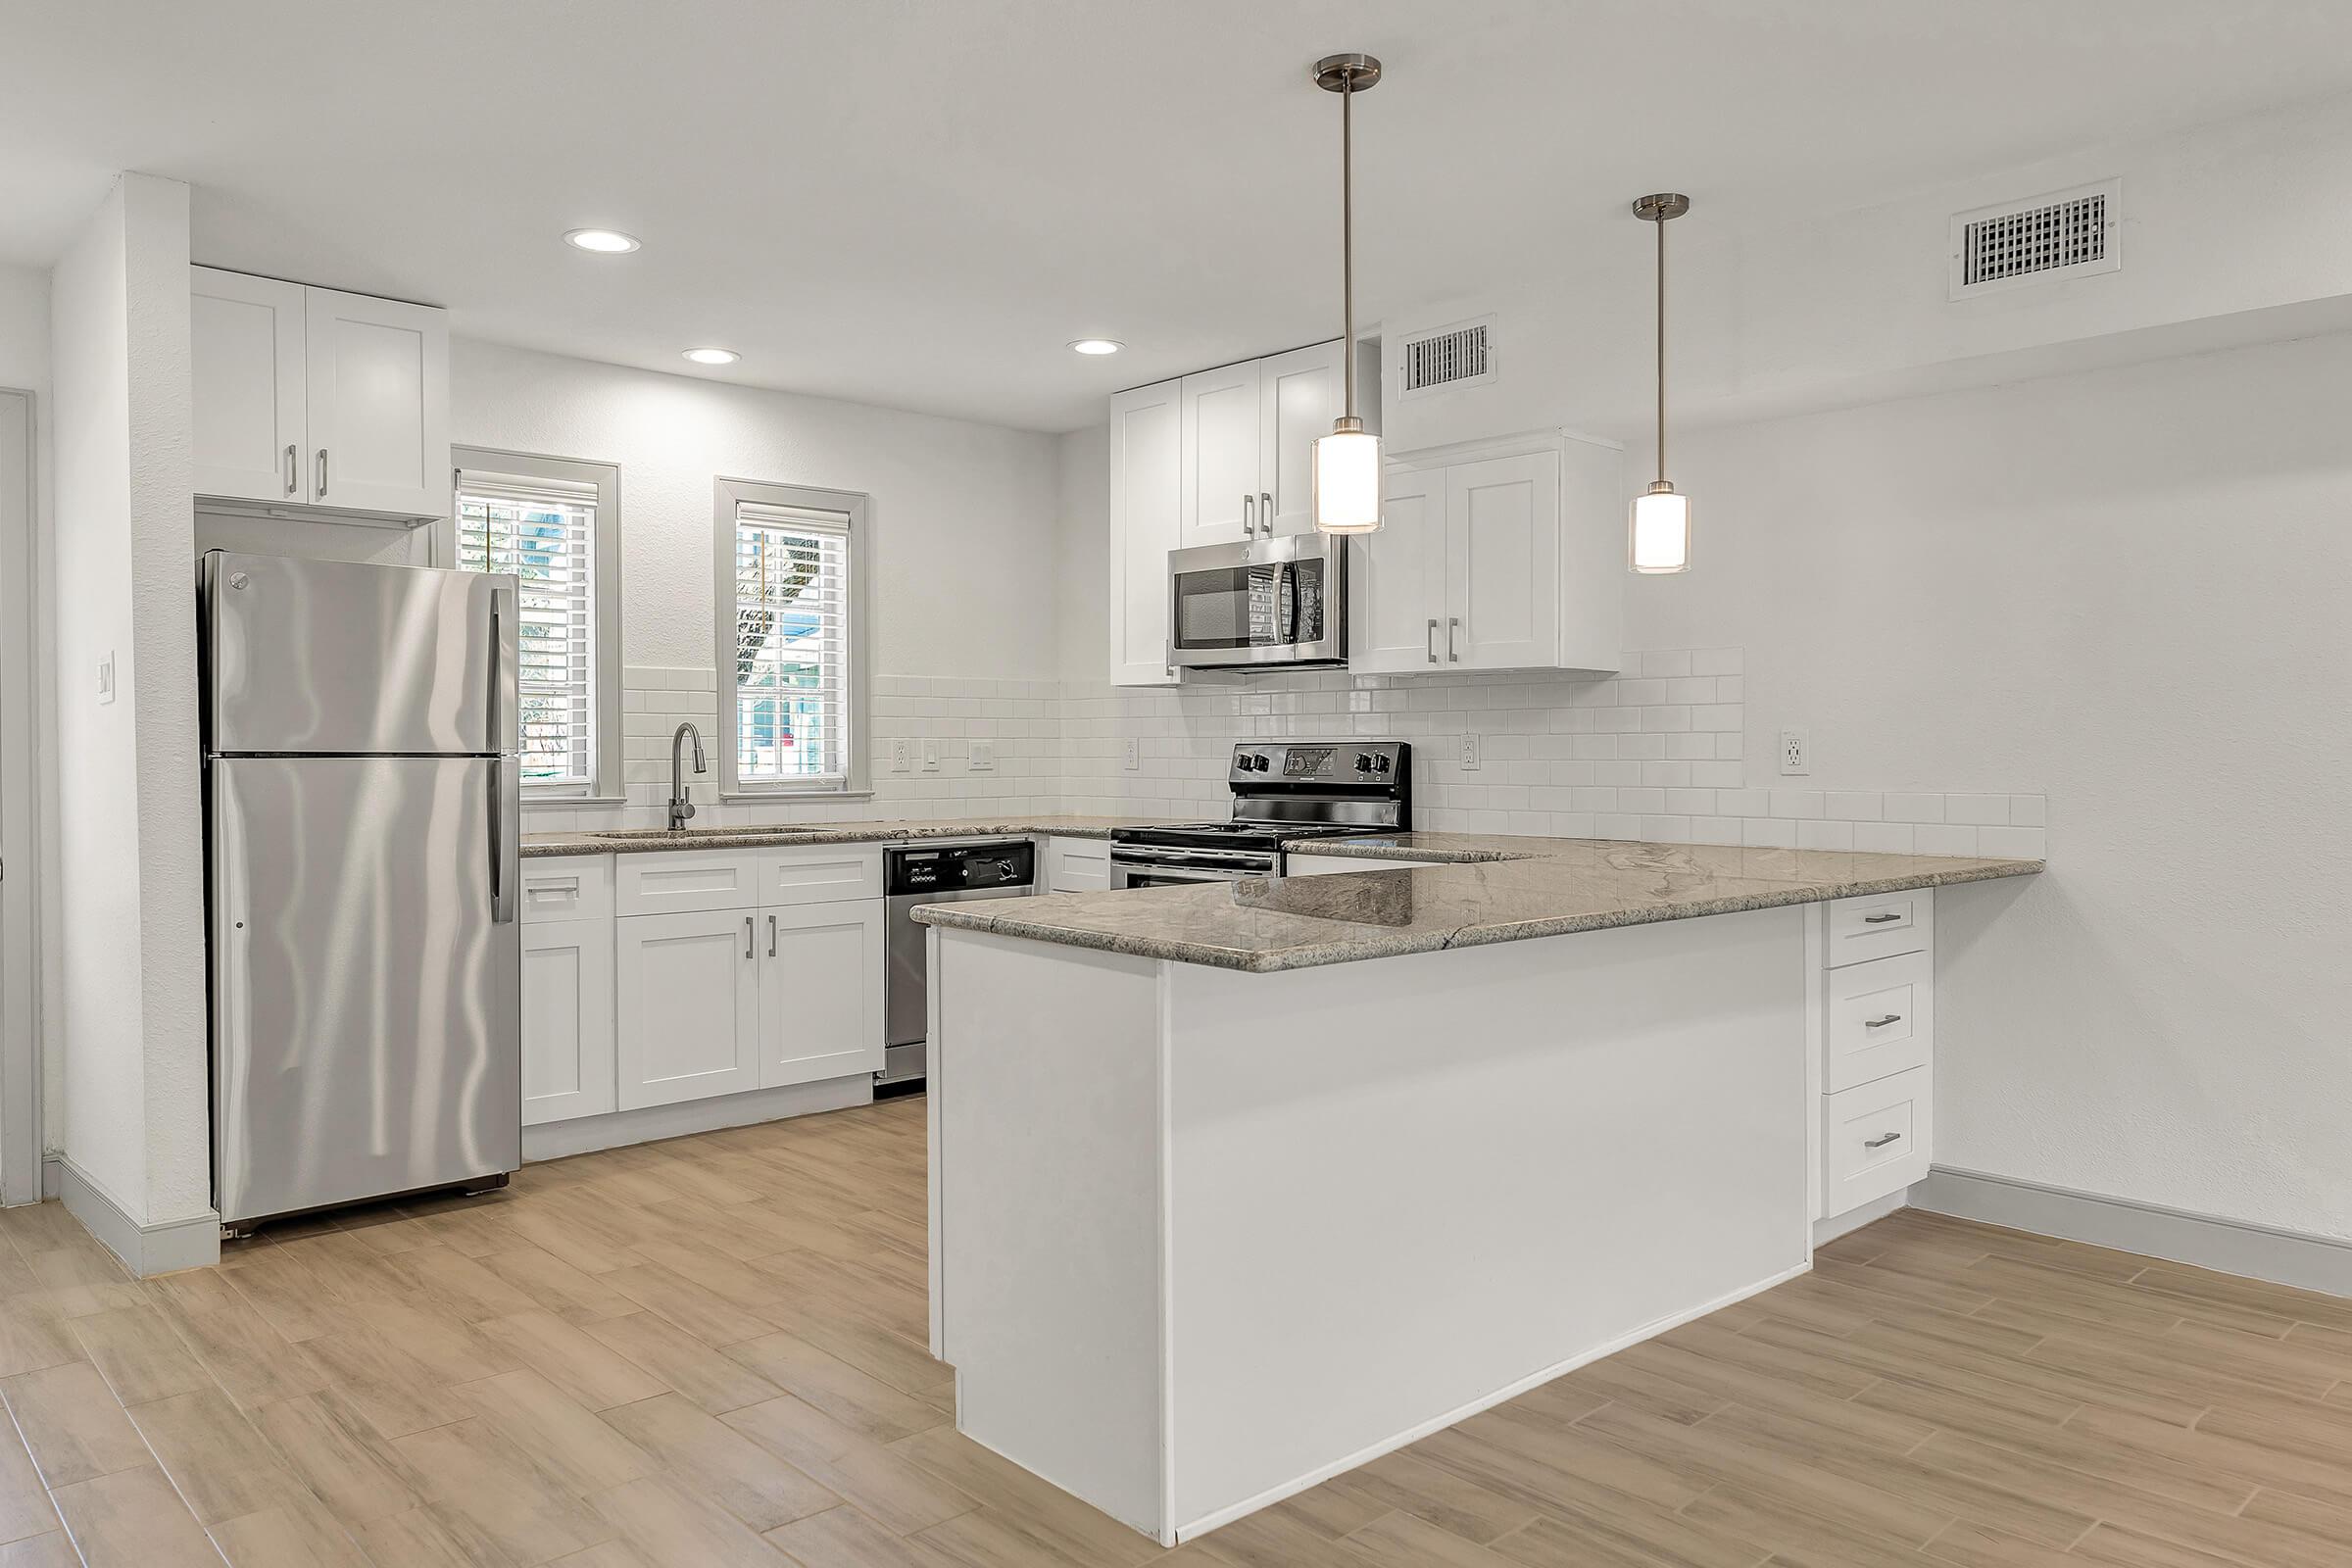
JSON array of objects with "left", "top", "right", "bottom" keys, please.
[{"left": 527, "top": 649, "right": 2046, "bottom": 863}]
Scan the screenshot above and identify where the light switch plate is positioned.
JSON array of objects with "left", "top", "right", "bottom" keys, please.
[
  {"left": 968, "top": 739, "right": 997, "bottom": 771},
  {"left": 921, "top": 739, "right": 941, "bottom": 772},
  {"left": 96, "top": 654, "right": 115, "bottom": 706},
  {"left": 1122, "top": 737, "right": 1140, "bottom": 771}
]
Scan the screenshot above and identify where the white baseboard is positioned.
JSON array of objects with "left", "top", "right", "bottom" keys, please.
[
  {"left": 1813, "top": 1186, "right": 1912, "bottom": 1248},
  {"left": 1913, "top": 1165, "right": 2352, "bottom": 1299},
  {"left": 1168, "top": 1258, "right": 1812, "bottom": 1545},
  {"left": 45, "top": 1156, "right": 220, "bottom": 1276},
  {"left": 521, "top": 1074, "right": 873, "bottom": 1162}
]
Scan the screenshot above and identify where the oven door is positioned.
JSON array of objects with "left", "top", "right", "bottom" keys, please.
[{"left": 1168, "top": 534, "right": 1345, "bottom": 669}]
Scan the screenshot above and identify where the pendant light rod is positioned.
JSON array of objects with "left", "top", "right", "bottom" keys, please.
[
  {"left": 1316, "top": 54, "right": 1381, "bottom": 427},
  {"left": 1632, "top": 193, "right": 1689, "bottom": 486}
]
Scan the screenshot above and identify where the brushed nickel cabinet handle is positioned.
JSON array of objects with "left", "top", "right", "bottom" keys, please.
[
  {"left": 1863, "top": 911, "right": 1902, "bottom": 924},
  {"left": 1425, "top": 617, "right": 1440, "bottom": 664},
  {"left": 1242, "top": 494, "right": 1255, "bottom": 537},
  {"left": 744, "top": 916, "right": 755, "bottom": 959},
  {"left": 1260, "top": 491, "right": 1274, "bottom": 535},
  {"left": 316, "top": 447, "right": 328, "bottom": 499},
  {"left": 767, "top": 913, "right": 778, "bottom": 957},
  {"left": 283, "top": 443, "right": 297, "bottom": 495},
  {"left": 1864, "top": 1131, "right": 1903, "bottom": 1150},
  {"left": 1865, "top": 1013, "right": 1902, "bottom": 1028},
  {"left": 1447, "top": 616, "right": 1462, "bottom": 662}
]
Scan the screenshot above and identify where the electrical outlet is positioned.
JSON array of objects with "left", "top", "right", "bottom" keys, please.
[
  {"left": 1122, "top": 737, "right": 1140, "bottom": 771},
  {"left": 1779, "top": 728, "right": 1809, "bottom": 776},
  {"left": 921, "top": 739, "right": 941, "bottom": 772},
  {"left": 890, "top": 737, "right": 912, "bottom": 772},
  {"left": 968, "top": 739, "right": 997, "bottom": 771},
  {"left": 96, "top": 654, "right": 115, "bottom": 706},
  {"left": 1459, "top": 732, "right": 1482, "bottom": 770}
]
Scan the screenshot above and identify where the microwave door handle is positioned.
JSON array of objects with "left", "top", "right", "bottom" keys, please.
[{"left": 1280, "top": 560, "right": 1300, "bottom": 646}]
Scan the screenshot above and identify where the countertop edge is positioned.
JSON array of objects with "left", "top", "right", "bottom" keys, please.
[
  {"left": 913, "top": 857, "right": 2044, "bottom": 973},
  {"left": 521, "top": 818, "right": 1136, "bottom": 858}
]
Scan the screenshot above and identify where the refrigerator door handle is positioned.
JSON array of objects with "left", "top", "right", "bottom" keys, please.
[
  {"left": 487, "top": 582, "right": 517, "bottom": 754},
  {"left": 489, "top": 758, "right": 519, "bottom": 925}
]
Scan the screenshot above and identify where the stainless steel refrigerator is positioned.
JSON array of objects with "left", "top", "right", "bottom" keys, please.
[{"left": 200, "top": 550, "right": 521, "bottom": 1229}]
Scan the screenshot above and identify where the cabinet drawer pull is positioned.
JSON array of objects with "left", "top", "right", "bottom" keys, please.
[
  {"left": 1864, "top": 1013, "right": 1903, "bottom": 1029},
  {"left": 744, "top": 915, "right": 754, "bottom": 959},
  {"left": 1425, "top": 618, "right": 1440, "bottom": 664},
  {"left": 1863, "top": 1131, "right": 1903, "bottom": 1150},
  {"left": 1862, "top": 911, "right": 1903, "bottom": 925}
]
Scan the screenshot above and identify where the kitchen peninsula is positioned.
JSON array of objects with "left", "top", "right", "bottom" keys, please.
[{"left": 916, "top": 837, "right": 2041, "bottom": 1544}]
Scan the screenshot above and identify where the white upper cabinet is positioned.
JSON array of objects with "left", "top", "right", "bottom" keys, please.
[
  {"left": 1180, "top": 361, "right": 1263, "bottom": 547},
  {"left": 1349, "top": 431, "right": 1624, "bottom": 678},
  {"left": 1258, "top": 341, "right": 1346, "bottom": 537},
  {"left": 190, "top": 267, "right": 449, "bottom": 520},
  {"left": 190, "top": 270, "right": 308, "bottom": 504},
  {"left": 303, "top": 285, "right": 449, "bottom": 517},
  {"left": 1108, "top": 379, "right": 1184, "bottom": 687}
]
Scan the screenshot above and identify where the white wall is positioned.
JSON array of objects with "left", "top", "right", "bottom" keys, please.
[
  {"left": 46, "top": 173, "right": 209, "bottom": 1228},
  {"left": 1634, "top": 330, "right": 2352, "bottom": 1243}
]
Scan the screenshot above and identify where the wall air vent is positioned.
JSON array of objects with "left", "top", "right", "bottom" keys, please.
[
  {"left": 1949, "top": 179, "right": 2121, "bottom": 299},
  {"left": 1395, "top": 317, "right": 1495, "bottom": 398}
]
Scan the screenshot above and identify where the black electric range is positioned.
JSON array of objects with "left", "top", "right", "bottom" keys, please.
[{"left": 1109, "top": 741, "right": 1410, "bottom": 887}]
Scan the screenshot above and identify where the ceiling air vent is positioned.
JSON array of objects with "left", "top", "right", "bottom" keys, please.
[
  {"left": 1395, "top": 317, "right": 1495, "bottom": 398},
  {"left": 1949, "top": 179, "right": 2122, "bottom": 299}
]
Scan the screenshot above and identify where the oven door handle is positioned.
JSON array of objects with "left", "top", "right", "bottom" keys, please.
[{"left": 1112, "top": 844, "right": 1274, "bottom": 868}]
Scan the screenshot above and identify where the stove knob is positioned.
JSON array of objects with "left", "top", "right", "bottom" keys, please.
[
  {"left": 1244, "top": 754, "right": 1268, "bottom": 772},
  {"left": 1374, "top": 754, "right": 1393, "bottom": 773},
  {"left": 1353, "top": 753, "right": 1374, "bottom": 772}
]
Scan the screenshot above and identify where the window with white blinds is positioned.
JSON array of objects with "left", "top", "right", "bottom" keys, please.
[
  {"left": 455, "top": 461, "right": 610, "bottom": 792},
  {"left": 728, "top": 498, "right": 857, "bottom": 789}
]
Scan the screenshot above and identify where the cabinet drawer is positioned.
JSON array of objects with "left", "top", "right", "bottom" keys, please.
[
  {"left": 1821, "top": 1066, "right": 1933, "bottom": 1217},
  {"left": 757, "top": 844, "right": 883, "bottom": 906},
  {"left": 613, "top": 851, "right": 760, "bottom": 916},
  {"left": 1823, "top": 951, "right": 1934, "bottom": 1094},
  {"left": 1824, "top": 890, "right": 1933, "bottom": 967},
  {"left": 520, "top": 856, "right": 614, "bottom": 925}
]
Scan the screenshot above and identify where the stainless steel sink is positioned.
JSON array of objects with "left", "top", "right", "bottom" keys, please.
[{"left": 587, "top": 826, "right": 829, "bottom": 841}]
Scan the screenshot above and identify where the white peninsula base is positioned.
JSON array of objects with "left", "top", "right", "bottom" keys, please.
[{"left": 925, "top": 905, "right": 1813, "bottom": 1545}]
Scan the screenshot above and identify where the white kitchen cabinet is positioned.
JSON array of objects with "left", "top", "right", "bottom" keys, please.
[
  {"left": 1043, "top": 836, "right": 1112, "bottom": 893},
  {"left": 615, "top": 907, "right": 763, "bottom": 1109},
  {"left": 521, "top": 917, "right": 616, "bottom": 1126},
  {"left": 1108, "top": 379, "right": 1184, "bottom": 686},
  {"left": 190, "top": 270, "right": 308, "bottom": 504},
  {"left": 1180, "top": 360, "right": 1263, "bottom": 547},
  {"left": 189, "top": 266, "right": 449, "bottom": 520},
  {"left": 1812, "top": 890, "right": 1938, "bottom": 1226},
  {"left": 1258, "top": 341, "right": 1348, "bottom": 537},
  {"left": 759, "top": 901, "right": 886, "bottom": 1088},
  {"left": 1349, "top": 431, "right": 1623, "bottom": 678}
]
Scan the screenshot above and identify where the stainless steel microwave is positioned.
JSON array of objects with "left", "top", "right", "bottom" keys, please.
[{"left": 1167, "top": 532, "right": 1347, "bottom": 670}]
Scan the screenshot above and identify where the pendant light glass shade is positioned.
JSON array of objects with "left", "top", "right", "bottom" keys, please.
[
  {"left": 1313, "top": 53, "right": 1382, "bottom": 534},
  {"left": 1311, "top": 419, "right": 1383, "bottom": 534},
  {"left": 1630, "top": 481, "right": 1691, "bottom": 573}
]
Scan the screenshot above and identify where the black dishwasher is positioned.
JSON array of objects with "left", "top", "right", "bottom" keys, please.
[{"left": 880, "top": 839, "right": 1037, "bottom": 1093}]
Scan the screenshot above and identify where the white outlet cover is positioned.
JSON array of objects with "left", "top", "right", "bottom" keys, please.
[
  {"left": 1779, "top": 727, "right": 1809, "bottom": 776},
  {"left": 890, "top": 737, "right": 912, "bottom": 772},
  {"left": 1460, "top": 732, "right": 1481, "bottom": 770},
  {"left": 1122, "top": 737, "right": 1140, "bottom": 771},
  {"left": 969, "top": 739, "right": 997, "bottom": 771}
]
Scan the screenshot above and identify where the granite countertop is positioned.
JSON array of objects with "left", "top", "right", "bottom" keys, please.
[
  {"left": 913, "top": 836, "right": 2043, "bottom": 974},
  {"left": 521, "top": 814, "right": 1159, "bottom": 858}
]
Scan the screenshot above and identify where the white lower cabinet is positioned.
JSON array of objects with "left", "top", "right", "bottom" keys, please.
[
  {"left": 1043, "top": 836, "right": 1112, "bottom": 893},
  {"left": 615, "top": 908, "right": 764, "bottom": 1110},
  {"left": 1813, "top": 891, "right": 1937, "bottom": 1223},
  {"left": 520, "top": 918, "right": 616, "bottom": 1126},
  {"left": 758, "top": 902, "right": 887, "bottom": 1088}
]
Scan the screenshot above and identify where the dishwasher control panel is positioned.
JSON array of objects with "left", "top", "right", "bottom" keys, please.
[{"left": 886, "top": 839, "right": 1037, "bottom": 897}]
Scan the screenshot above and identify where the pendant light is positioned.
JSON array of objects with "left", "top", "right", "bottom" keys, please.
[
  {"left": 1630, "top": 192, "right": 1692, "bottom": 573},
  {"left": 1310, "top": 53, "right": 1383, "bottom": 534}
]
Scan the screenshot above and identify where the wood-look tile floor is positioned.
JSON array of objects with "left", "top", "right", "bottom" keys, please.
[{"left": 0, "top": 1098, "right": 2344, "bottom": 1565}]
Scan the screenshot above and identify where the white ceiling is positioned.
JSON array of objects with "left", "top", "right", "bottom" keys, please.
[{"left": 6, "top": 0, "right": 2352, "bottom": 432}]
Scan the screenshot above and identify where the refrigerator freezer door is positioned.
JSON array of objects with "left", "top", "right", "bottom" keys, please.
[
  {"left": 203, "top": 552, "right": 516, "bottom": 757},
  {"left": 211, "top": 756, "right": 520, "bottom": 1224}
]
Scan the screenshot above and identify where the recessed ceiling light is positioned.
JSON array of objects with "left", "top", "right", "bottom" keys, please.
[
  {"left": 682, "top": 347, "right": 740, "bottom": 366},
  {"left": 564, "top": 228, "right": 640, "bottom": 254},
  {"left": 1068, "top": 338, "right": 1123, "bottom": 356}
]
